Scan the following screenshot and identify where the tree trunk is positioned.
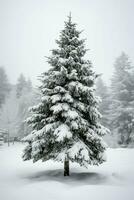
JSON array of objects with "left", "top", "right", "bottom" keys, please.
[{"left": 64, "top": 157, "right": 69, "bottom": 176}]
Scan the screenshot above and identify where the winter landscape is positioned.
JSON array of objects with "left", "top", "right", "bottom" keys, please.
[{"left": 0, "top": 0, "right": 134, "bottom": 200}]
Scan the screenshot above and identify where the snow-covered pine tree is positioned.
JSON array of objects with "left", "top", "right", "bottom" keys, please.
[
  {"left": 110, "top": 52, "right": 134, "bottom": 147},
  {"left": 22, "top": 15, "right": 108, "bottom": 176}
]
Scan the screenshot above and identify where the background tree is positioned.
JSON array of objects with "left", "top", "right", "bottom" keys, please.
[
  {"left": 16, "top": 73, "right": 27, "bottom": 98},
  {"left": 96, "top": 76, "right": 110, "bottom": 127},
  {"left": 110, "top": 52, "right": 134, "bottom": 147},
  {"left": 0, "top": 67, "right": 10, "bottom": 109},
  {"left": 0, "top": 132, "right": 4, "bottom": 146},
  {"left": 0, "top": 77, "right": 39, "bottom": 140},
  {"left": 22, "top": 15, "right": 108, "bottom": 176},
  {"left": 96, "top": 76, "right": 112, "bottom": 146},
  {"left": 16, "top": 83, "right": 39, "bottom": 139},
  {"left": 0, "top": 85, "right": 18, "bottom": 139}
]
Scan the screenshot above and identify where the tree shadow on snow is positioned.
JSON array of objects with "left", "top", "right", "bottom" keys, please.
[{"left": 22, "top": 169, "right": 110, "bottom": 186}]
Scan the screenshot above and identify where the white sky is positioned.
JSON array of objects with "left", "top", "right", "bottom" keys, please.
[{"left": 0, "top": 0, "right": 134, "bottom": 85}]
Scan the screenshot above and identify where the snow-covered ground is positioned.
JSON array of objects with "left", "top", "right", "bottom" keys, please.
[{"left": 0, "top": 143, "right": 134, "bottom": 200}]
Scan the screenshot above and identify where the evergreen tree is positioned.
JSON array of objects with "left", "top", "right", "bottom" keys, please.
[
  {"left": 110, "top": 52, "right": 134, "bottom": 146},
  {"left": 0, "top": 83, "right": 39, "bottom": 140},
  {"left": 26, "top": 78, "right": 33, "bottom": 92},
  {"left": 0, "top": 67, "right": 10, "bottom": 108},
  {"left": 22, "top": 15, "right": 108, "bottom": 176},
  {"left": 0, "top": 132, "right": 4, "bottom": 146},
  {"left": 16, "top": 87, "right": 39, "bottom": 139},
  {"left": 96, "top": 77, "right": 112, "bottom": 146},
  {"left": 0, "top": 85, "right": 19, "bottom": 138},
  {"left": 96, "top": 76, "right": 110, "bottom": 127},
  {"left": 16, "top": 74, "right": 27, "bottom": 98}
]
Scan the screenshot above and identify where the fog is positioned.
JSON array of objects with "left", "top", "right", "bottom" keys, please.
[{"left": 0, "top": 0, "right": 134, "bottom": 85}]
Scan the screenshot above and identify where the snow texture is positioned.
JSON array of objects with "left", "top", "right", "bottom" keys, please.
[
  {"left": 0, "top": 143, "right": 134, "bottom": 200},
  {"left": 54, "top": 124, "right": 72, "bottom": 141}
]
